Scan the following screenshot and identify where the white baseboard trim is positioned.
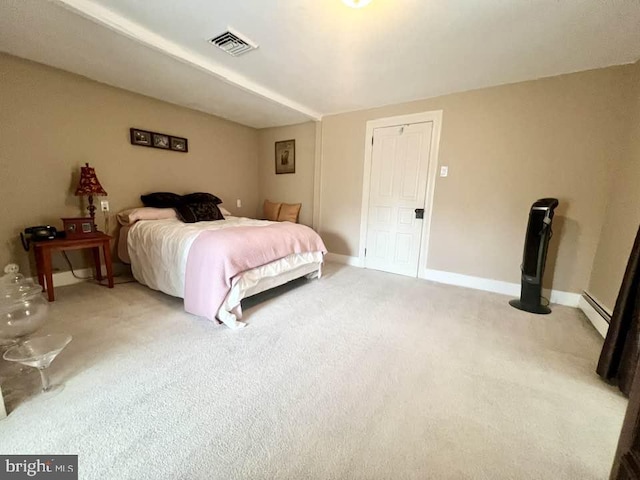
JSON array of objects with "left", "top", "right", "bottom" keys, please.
[
  {"left": 323, "top": 254, "right": 581, "bottom": 308},
  {"left": 47, "top": 268, "right": 95, "bottom": 287},
  {"left": 578, "top": 294, "right": 609, "bottom": 338},
  {"left": 423, "top": 268, "right": 518, "bottom": 296},
  {"left": 29, "top": 264, "right": 129, "bottom": 288},
  {"left": 422, "top": 268, "right": 580, "bottom": 307},
  {"left": 325, "top": 253, "right": 363, "bottom": 267},
  {"left": 548, "top": 290, "right": 582, "bottom": 308}
]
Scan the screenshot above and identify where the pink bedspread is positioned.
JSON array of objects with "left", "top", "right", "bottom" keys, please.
[{"left": 184, "top": 222, "right": 326, "bottom": 322}]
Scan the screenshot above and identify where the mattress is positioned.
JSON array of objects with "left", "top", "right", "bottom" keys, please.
[{"left": 126, "top": 216, "right": 323, "bottom": 327}]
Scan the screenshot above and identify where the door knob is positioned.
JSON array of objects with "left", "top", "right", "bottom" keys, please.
[{"left": 415, "top": 208, "right": 425, "bottom": 219}]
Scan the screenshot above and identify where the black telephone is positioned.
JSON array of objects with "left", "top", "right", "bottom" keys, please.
[{"left": 20, "top": 226, "right": 59, "bottom": 251}]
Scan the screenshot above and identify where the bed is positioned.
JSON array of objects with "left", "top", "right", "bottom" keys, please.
[{"left": 118, "top": 215, "right": 326, "bottom": 329}]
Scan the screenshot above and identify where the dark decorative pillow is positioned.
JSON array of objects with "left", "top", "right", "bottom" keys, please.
[
  {"left": 174, "top": 204, "right": 197, "bottom": 223},
  {"left": 140, "top": 192, "right": 182, "bottom": 208},
  {"left": 182, "top": 192, "right": 223, "bottom": 205},
  {"left": 141, "top": 191, "right": 225, "bottom": 223},
  {"left": 175, "top": 202, "right": 224, "bottom": 223},
  {"left": 191, "top": 201, "right": 224, "bottom": 221}
]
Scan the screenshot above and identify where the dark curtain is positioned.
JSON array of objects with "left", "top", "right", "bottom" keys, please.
[{"left": 597, "top": 225, "right": 640, "bottom": 396}]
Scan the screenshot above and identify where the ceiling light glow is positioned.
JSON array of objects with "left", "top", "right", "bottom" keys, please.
[{"left": 342, "top": 0, "right": 373, "bottom": 8}]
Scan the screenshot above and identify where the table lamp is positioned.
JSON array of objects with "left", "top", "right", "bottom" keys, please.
[{"left": 74, "top": 162, "right": 107, "bottom": 225}]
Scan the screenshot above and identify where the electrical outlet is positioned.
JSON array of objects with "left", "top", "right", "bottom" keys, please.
[
  {"left": 100, "top": 200, "right": 110, "bottom": 212},
  {"left": 236, "top": 199, "right": 242, "bottom": 208},
  {"left": 440, "top": 166, "right": 449, "bottom": 177}
]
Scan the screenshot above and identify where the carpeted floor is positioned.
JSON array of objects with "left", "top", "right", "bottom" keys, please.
[{"left": 0, "top": 263, "right": 626, "bottom": 479}]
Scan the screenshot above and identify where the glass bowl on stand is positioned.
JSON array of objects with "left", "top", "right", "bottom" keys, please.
[
  {"left": 3, "top": 334, "right": 72, "bottom": 396},
  {"left": 0, "top": 264, "right": 50, "bottom": 410},
  {"left": 0, "top": 272, "right": 49, "bottom": 346}
]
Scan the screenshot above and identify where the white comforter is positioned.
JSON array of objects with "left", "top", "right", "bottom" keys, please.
[{"left": 127, "top": 216, "right": 323, "bottom": 326}]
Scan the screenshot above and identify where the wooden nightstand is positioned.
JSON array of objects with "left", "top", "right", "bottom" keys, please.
[{"left": 33, "top": 233, "right": 114, "bottom": 301}]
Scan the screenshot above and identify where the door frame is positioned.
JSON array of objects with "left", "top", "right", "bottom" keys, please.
[{"left": 358, "top": 110, "right": 443, "bottom": 278}]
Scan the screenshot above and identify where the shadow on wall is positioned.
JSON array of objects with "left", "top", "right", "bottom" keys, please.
[
  {"left": 541, "top": 209, "right": 579, "bottom": 293},
  {"left": 66, "top": 167, "right": 81, "bottom": 211},
  {"left": 4, "top": 225, "right": 39, "bottom": 277},
  {"left": 4, "top": 166, "right": 95, "bottom": 277},
  {"left": 6, "top": 237, "right": 27, "bottom": 274},
  {"left": 542, "top": 214, "right": 564, "bottom": 292},
  {"left": 321, "top": 232, "right": 352, "bottom": 257},
  {"left": 6, "top": 228, "right": 91, "bottom": 279}
]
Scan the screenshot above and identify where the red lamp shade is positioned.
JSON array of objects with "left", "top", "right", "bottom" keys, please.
[{"left": 74, "top": 163, "right": 107, "bottom": 197}]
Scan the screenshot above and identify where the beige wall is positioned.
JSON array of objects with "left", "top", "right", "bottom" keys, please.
[
  {"left": 257, "top": 122, "right": 316, "bottom": 226},
  {"left": 0, "top": 53, "right": 259, "bottom": 276},
  {"left": 318, "top": 65, "right": 636, "bottom": 294},
  {"left": 4, "top": 50, "right": 636, "bottom": 299},
  {"left": 587, "top": 60, "right": 640, "bottom": 310}
]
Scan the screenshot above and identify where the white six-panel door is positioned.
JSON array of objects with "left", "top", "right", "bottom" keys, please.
[{"left": 365, "top": 122, "right": 433, "bottom": 276}]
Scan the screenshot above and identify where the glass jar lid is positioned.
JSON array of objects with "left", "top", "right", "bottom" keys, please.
[{"left": 0, "top": 264, "right": 43, "bottom": 303}]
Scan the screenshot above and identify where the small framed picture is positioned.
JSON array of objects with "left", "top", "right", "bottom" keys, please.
[
  {"left": 130, "top": 128, "right": 152, "bottom": 146},
  {"left": 153, "top": 133, "right": 170, "bottom": 149},
  {"left": 275, "top": 139, "right": 295, "bottom": 174},
  {"left": 170, "top": 136, "right": 188, "bottom": 152}
]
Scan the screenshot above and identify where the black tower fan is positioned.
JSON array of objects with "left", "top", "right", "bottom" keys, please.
[{"left": 509, "top": 198, "right": 559, "bottom": 314}]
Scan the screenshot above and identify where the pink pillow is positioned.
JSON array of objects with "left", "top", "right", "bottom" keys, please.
[{"left": 117, "top": 207, "right": 177, "bottom": 226}]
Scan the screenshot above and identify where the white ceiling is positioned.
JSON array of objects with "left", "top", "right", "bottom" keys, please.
[{"left": 1, "top": 0, "right": 640, "bottom": 128}]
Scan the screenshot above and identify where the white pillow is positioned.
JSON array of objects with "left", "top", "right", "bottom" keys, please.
[
  {"left": 219, "top": 206, "right": 233, "bottom": 217},
  {"left": 117, "top": 207, "right": 176, "bottom": 226}
]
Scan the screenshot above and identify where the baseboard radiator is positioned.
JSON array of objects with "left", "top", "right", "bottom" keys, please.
[{"left": 579, "top": 291, "right": 612, "bottom": 338}]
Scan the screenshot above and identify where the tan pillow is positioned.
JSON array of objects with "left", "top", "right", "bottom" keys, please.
[
  {"left": 263, "top": 200, "right": 282, "bottom": 221},
  {"left": 117, "top": 207, "right": 176, "bottom": 226},
  {"left": 278, "top": 203, "right": 301, "bottom": 223}
]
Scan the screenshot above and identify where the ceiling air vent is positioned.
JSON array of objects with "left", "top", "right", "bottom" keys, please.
[{"left": 209, "top": 28, "right": 258, "bottom": 57}]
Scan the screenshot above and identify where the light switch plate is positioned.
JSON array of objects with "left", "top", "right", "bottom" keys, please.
[
  {"left": 100, "top": 200, "right": 110, "bottom": 212},
  {"left": 236, "top": 199, "right": 242, "bottom": 208},
  {"left": 440, "top": 166, "right": 449, "bottom": 177}
]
